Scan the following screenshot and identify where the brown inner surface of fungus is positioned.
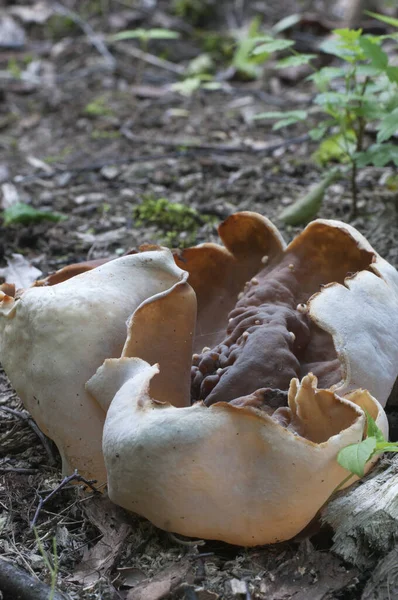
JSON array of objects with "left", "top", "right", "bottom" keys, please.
[{"left": 191, "top": 225, "right": 374, "bottom": 408}]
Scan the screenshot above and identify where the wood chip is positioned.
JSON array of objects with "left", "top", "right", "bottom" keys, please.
[{"left": 126, "top": 561, "right": 192, "bottom": 600}]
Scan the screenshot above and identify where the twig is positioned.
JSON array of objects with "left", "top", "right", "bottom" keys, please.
[
  {"left": 0, "top": 558, "right": 70, "bottom": 600},
  {"left": 120, "top": 128, "right": 309, "bottom": 154},
  {"left": 167, "top": 532, "right": 206, "bottom": 547},
  {"left": 0, "top": 467, "right": 39, "bottom": 474},
  {"left": 53, "top": 2, "right": 115, "bottom": 69},
  {"left": 0, "top": 406, "right": 56, "bottom": 465},
  {"left": 111, "top": 42, "right": 184, "bottom": 75},
  {"left": 16, "top": 135, "right": 309, "bottom": 184},
  {"left": 31, "top": 470, "right": 98, "bottom": 528}
]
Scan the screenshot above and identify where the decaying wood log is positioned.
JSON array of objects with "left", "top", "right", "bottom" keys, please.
[
  {"left": 0, "top": 558, "right": 70, "bottom": 600},
  {"left": 322, "top": 455, "right": 398, "bottom": 568},
  {"left": 361, "top": 546, "right": 398, "bottom": 600}
]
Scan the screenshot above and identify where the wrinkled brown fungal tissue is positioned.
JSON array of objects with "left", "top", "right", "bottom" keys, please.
[{"left": 1, "top": 212, "right": 397, "bottom": 546}]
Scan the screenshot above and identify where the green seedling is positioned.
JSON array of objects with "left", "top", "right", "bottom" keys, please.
[
  {"left": 171, "top": 74, "right": 221, "bottom": 96},
  {"left": 109, "top": 28, "right": 180, "bottom": 83},
  {"left": 172, "top": 0, "right": 216, "bottom": 26},
  {"left": 279, "top": 167, "right": 341, "bottom": 225},
  {"left": 83, "top": 96, "right": 114, "bottom": 118},
  {"left": 3, "top": 203, "right": 66, "bottom": 226},
  {"left": 232, "top": 17, "right": 272, "bottom": 80},
  {"left": 252, "top": 16, "right": 398, "bottom": 215},
  {"left": 109, "top": 28, "right": 180, "bottom": 43},
  {"left": 33, "top": 528, "right": 58, "bottom": 600}
]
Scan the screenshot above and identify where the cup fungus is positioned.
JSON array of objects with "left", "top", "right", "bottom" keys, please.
[{"left": 0, "top": 211, "right": 397, "bottom": 545}]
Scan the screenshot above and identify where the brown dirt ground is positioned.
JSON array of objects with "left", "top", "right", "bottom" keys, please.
[{"left": 1, "top": 1, "right": 398, "bottom": 599}]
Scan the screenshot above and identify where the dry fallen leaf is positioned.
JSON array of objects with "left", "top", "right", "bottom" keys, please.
[{"left": 0, "top": 254, "right": 42, "bottom": 289}]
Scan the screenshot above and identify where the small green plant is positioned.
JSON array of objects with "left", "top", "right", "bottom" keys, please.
[
  {"left": 83, "top": 96, "right": 114, "bottom": 118},
  {"left": 109, "top": 28, "right": 180, "bottom": 83},
  {"left": 3, "top": 203, "right": 66, "bottom": 226},
  {"left": 253, "top": 18, "right": 398, "bottom": 216},
  {"left": 172, "top": 0, "right": 216, "bottom": 27},
  {"left": 7, "top": 58, "right": 22, "bottom": 79},
  {"left": 33, "top": 528, "right": 59, "bottom": 600},
  {"left": 133, "top": 196, "right": 215, "bottom": 248},
  {"left": 337, "top": 411, "right": 398, "bottom": 483},
  {"left": 232, "top": 17, "right": 275, "bottom": 80},
  {"left": 109, "top": 28, "right": 180, "bottom": 45}
]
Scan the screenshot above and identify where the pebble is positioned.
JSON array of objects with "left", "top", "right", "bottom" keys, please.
[{"left": 101, "top": 165, "right": 120, "bottom": 180}]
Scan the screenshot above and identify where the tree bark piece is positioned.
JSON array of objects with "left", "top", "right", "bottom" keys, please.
[
  {"left": 322, "top": 456, "right": 398, "bottom": 568},
  {"left": 0, "top": 558, "right": 70, "bottom": 600}
]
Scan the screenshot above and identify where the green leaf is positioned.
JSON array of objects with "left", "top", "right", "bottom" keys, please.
[
  {"left": 356, "top": 143, "right": 398, "bottom": 167},
  {"left": 276, "top": 54, "right": 316, "bottom": 68},
  {"left": 337, "top": 436, "right": 377, "bottom": 477},
  {"left": 320, "top": 30, "right": 363, "bottom": 62},
  {"left": 386, "top": 66, "right": 398, "bottom": 84},
  {"left": 252, "top": 39, "right": 294, "bottom": 55},
  {"left": 359, "top": 37, "right": 388, "bottom": 69},
  {"left": 279, "top": 168, "right": 341, "bottom": 225},
  {"left": 109, "top": 28, "right": 180, "bottom": 42},
  {"left": 308, "top": 67, "right": 346, "bottom": 91},
  {"left": 365, "top": 410, "right": 386, "bottom": 444},
  {"left": 312, "top": 131, "right": 356, "bottom": 166},
  {"left": 272, "top": 13, "right": 301, "bottom": 34},
  {"left": 308, "top": 121, "right": 333, "bottom": 141},
  {"left": 3, "top": 203, "right": 66, "bottom": 226},
  {"left": 366, "top": 11, "right": 398, "bottom": 29},
  {"left": 377, "top": 107, "right": 398, "bottom": 143},
  {"left": 252, "top": 110, "right": 307, "bottom": 125}
]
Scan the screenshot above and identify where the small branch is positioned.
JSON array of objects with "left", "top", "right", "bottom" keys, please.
[
  {"left": 53, "top": 2, "right": 115, "bottom": 69},
  {"left": 167, "top": 532, "right": 205, "bottom": 547},
  {"left": 0, "top": 558, "right": 70, "bottom": 600},
  {"left": 111, "top": 42, "right": 184, "bottom": 75},
  {"left": 120, "top": 128, "right": 309, "bottom": 154},
  {"left": 16, "top": 135, "right": 309, "bottom": 184},
  {"left": 0, "top": 406, "right": 57, "bottom": 465},
  {"left": 0, "top": 467, "right": 39, "bottom": 474},
  {"left": 351, "top": 159, "right": 358, "bottom": 218},
  {"left": 31, "top": 470, "right": 99, "bottom": 528}
]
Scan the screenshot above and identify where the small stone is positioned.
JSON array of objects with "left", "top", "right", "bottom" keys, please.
[
  {"left": 74, "top": 192, "right": 106, "bottom": 205},
  {"left": 0, "top": 164, "right": 10, "bottom": 184},
  {"left": 229, "top": 578, "right": 247, "bottom": 595},
  {"left": 1, "top": 183, "right": 19, "bottom": 209},
  {"left": 101, "top": 165, "right": 120, "bottom": 180},
  {"left": 0, "top": 16, "right": 25, "bottom": 49},
  {"left": 179, "top": 172, "right": 202, "bottom": 190}
]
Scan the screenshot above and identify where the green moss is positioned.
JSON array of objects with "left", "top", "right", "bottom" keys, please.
[
  {"left": 90, "top": 130, "right": 121, "bottom": 140},
  {"left": 133, "top": 196, "right": 216, "bottom": 248},
  {"left": 83, "top": 96, "right": 114, "bottom": 118},
  {"left": 7, "top": 58, "right": 22, "bottom": 78},
  {"left": 172, "top": 0, "right": 216, "bottom": 26},
  {"left": 43, "top": 146, "right": 73, "bottom": 164},
  {"left": 45, "top": 15, "right": 77, "bottom": 40}
]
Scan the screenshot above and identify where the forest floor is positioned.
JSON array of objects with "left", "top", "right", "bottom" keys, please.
[{"left": 1, "top": 1, "right": 398, "bottom": 599}]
